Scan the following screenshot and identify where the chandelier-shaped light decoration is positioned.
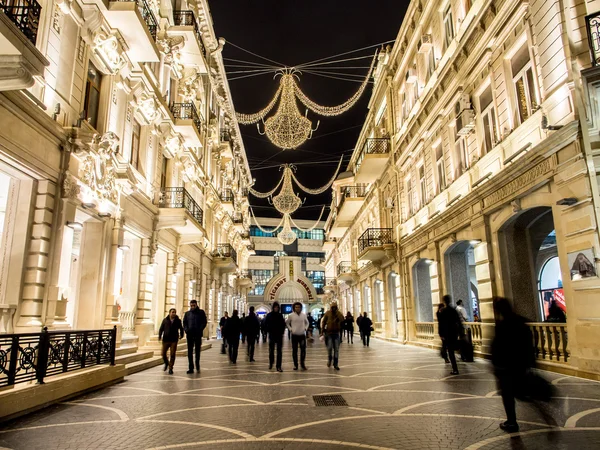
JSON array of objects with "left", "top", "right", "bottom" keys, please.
[
  {"left": 277, "top": 214, "right": 297, "bottom": 245},
  {"left": 271, "top": 166, "right": 302, "bottom": 214},
  {"left": 236, "top": 56, "right": 376, "bottom": 149}
]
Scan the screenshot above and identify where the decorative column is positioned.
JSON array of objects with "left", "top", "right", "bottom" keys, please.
[
  {"left": 19, "top": 180, "right": 57, "bottom": 330},
  {"left": 135, "top": 233, "right": 157, "bottom": 344},
  {"left": 164, "top": 250, "right": 178, "bottom": 316},
  {"left": 104, "top": 216, "right": 124, "bottom": 326}
]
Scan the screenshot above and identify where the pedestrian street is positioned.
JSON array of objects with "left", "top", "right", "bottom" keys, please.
[{"left": 1, "top": 339, "right": 599, "bottom": 449}]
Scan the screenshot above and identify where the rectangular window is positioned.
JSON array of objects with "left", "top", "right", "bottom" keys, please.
[
  {"left": 407, "top": 176, "right": 415, "bottom": 215},
  {"left": 160, "top": 156, "right": 168, "bottom": 190},
  {"left": 435, "top": 144, "right": 446, "bottom": 192},
  {"left": 426, "top": 48, "right": 436, "bottom": 80},
  {"left": 84, "top": 61, "right": 102, "bottom": 129},
  {"left": 130, "top": 120, "right": 141, "bottom": 171},
  {"left": 455, "top": 135, "right": 468, "bottom": 177},
  {"left": 419, "top": 164, "right": 426, "bottom": 206},
  {"left": 378, "top": 281, "right": 385, "bottom": 322},
  {"left": 443, "top": 4, "right": 455, "bottom": 50},
  {"left": 479, "top": 86, "right": 497, "bottom": 154},
  {"left": 511, "top": 44, "right": 538, "bottom": 124}
]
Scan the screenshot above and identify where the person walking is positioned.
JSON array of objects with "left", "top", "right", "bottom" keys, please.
[
  {"left": 436, "top": 303, "right": 450, "bottom": 363},
  {"left": 356, "top": 312, "right": 364, "bottom": 343},
  {"left": 321, "top": 302, "right": 345, "bottom": 370},
  {"left": 264, "top": 301, "right": 286, "bottom": 372},
  {"left": 260, "top": 317, "right": 268, "bottom": 343},
  {"left": 492, "top": 297, "right": 536, "bottom": 433},
  {"left": 345, "top": 312, "right": 355, "bottom": 344},
  {"left": 219, "top": 311, "right": 229, "bottom": 354},
  {"left": 438, "top": 295, "right": 462, "bottom": 375},
  {"left": 183, "top": 300, "right": 207, "bottom": 374},
  {"left": 240, "top": 312, "right": 247, "bottom": 344},
  {"left": 456, "top": 299, "right": 473, "bottom": 362},
  {"left": 286, "top": 302, "right": 309, "bottom": 370},
  {"left": 158, "top": 308, "right": 184, "bottom": 374},
  {"left": 244, "top": 306, "right": 260, "bottom": 362},
  {"left": 224, "top": 309, "right": 242, "bottom": 364},
  {"left": 359, "top": 312, "right": 373, "bottom": 347}
]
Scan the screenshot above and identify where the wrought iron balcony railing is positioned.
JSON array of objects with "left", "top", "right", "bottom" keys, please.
[
  {"left": 0, "top": 327, "right": 116, "bottom": 387},
  {"left": 1, "top": 0, "right": 41, "bottom": 45},
  {"left": 239, "top": 269, "right": 252, "bottom": 279},
  {"left": 158, "top": 187, "right": 204, "bottom": 225},
  {"left": 170, "top": 102, "right": 202, "bottom": 136},
  {"left": 172, "top": 10, "right": 206, "bottom": 58},
  {"left": 586, "top": 11, "right": 600, "bottom": 66},
  {"left": 215, "top": 244, "right": 237, "bottom": 264},
  {"left": 325, "top": 277, "right": 337, "bottom": 286},
  {"left": 358, "top": 228, "right": 393, "bottom": 254},
  {"left": 339, "top": 185, "right": 368, "bottom": 210},
  {"left": 220, "top": 129, "right": 231, "bottom": 142},
  {"left": 337, "top": 261, "right": 353, "bottom": 277},
  {"left": 221, "top": 188, "right": 234, "bottom": 203},
  {"left": 355, "top": 137, "right": 391, "bottom": 171}
]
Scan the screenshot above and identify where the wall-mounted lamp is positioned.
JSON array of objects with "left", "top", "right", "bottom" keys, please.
[
  {"left": 67, "top": 221, "right": 83, "bottom": 230},
  {"left": 98, "top": 212, "right": 111, "bottom": 218},
  {"left": 556, "top": 198, "right": 577, "bottom": 206},
  {"left": 190, "top": 279, "right": 197, "bottom": 284},
  {"left": 82, "top": 202, "right": 97, "bottom": 209},
  {"left": 118, "top": 244, "right": 130, "bottom": 251},
  {"left": 424, "top": 258, "right": 434, "bottom": 265},
  {"left": 469, "top": 239, "right": 482, "bottom": 245}
]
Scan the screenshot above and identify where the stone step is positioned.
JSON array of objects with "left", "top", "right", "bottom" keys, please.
[
  {"left": 124, "top": 356, "right": 165, "bottom": 375},
  {"left": 120, "top": 336, "right": 139, "bottom": 347},
  {"left": 115, "top": 345, "right": 138, "bottom": 357},
  {"left": 114, "top": 350, "right": 155, "bottom": 366}
]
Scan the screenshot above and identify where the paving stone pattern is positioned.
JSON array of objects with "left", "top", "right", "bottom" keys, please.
[{"left": 1, "top": 338, "right": 599, "bottom": 449}]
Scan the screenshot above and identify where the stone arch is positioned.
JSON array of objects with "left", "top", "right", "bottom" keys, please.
[{"left": 412, "top": 258, "right": 434, "bottom": 322}]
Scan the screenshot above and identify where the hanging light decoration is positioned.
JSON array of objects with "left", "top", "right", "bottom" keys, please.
[
  {"left": 236, "top": 56, "right": 376, "bottom": 149},
  {"left": 277, "top": 214, "right": 297, "bottom": 245},
  {"left": 271, "top": 166, "right": 302, "bottom": 214}
]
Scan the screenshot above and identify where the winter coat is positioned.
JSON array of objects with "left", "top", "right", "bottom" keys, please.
[
  {"left": 264, "top": 311, "right": 286, "bottom": 338},
  {"left": 345, "top": 315, "right": 355, "bottom": 331},
  {"left": 224, "top": 315, "right": 243, "bottom": 341},
  {"left": 159, "top": 316, "right": 184, "bottom": 342},
  {"left": 437, "top": 305, "right": 462, "bottom": 340},
  {"left": 321, "top": 308, "right": 345, "bottom": 335},
  {"left": 244, "top": 312, "right": 261, "bottom": 337},
  {"left": 359, "top": 316, "right": 372, "bottom": 335},
  {"left": 492, "top": 313, "right": 534, "bottom": 373},
  {"left": 183, "top": 308, "right": 207, "bottom": 337}
]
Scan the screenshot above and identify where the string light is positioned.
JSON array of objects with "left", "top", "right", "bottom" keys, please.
[
  {"left": 235, "top": 56, "right": 376, "bottom": 149},
  {"left": 291, "top": 156, "right": 342, "bottom": 195}
]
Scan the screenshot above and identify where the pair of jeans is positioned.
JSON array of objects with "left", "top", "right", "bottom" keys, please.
[
  {"left": 161, "top": 341, "right": 178, "bottom": 369},
  {"left": 187, "top": 335, "right": 202, "bottom": 370},
  {"left": 362, "top": 333, "right": 370, "bottom": 346},
  {"left": 347, "top": 329, "right": 354, "bottom": 343},
  {"left": 326, "top": 333, "right": 340, "bottom": 367},
  {"left": 227, "top": 338, "right": 239, "bottom": 363},
  {"left": 269, "top": 336, "right": 283, "bottom": 369},
  {"left": 221, "top": 338, "right": 227, "bottom": 354},
  {"left": 291, "top": 334, "right": 306, "bottom": 368},
  {"left": 442, "top": 338, "right": 459, "bottom": 373},
  {"left": 247, "top": 334, "right": 257, "bottom": 360}
]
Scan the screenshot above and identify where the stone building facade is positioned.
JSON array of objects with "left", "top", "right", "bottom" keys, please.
[
  {"left": 324, "top": 0, "right": 600, "bottom": 377},
  {"left": 0, "top": 0, "right": 252, "bottom": 345}
]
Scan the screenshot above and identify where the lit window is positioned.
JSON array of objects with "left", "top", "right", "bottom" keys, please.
[
  {"left": 443, "top": 4, "right": 455, "bottom": 50},
  {"left": 435, "top": 144, "right": 446, "bottom": 192},
  {"left": 130, "top": 120, "right": 141, "bottom": 171},
  {"left": 84, "top": 61, "right": 102, "bottom": 129},
  {"left": 407, "top": 176, "right": 415, "bottom": 215},
  {"left": 455, "top": 135, "right": 468, "bottom": 177},
  {"left": 511, "top": 44, "right": 538, "bottom": 124},
  {"left": 478, "top": 86, "right": 498, "bottom": 154},
  {"left": 419, "top": 164, "right": 426, "bottom": 207}
]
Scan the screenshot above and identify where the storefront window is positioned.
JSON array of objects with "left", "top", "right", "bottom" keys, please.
[{"left": 539, "top": 255, "right": 565, "bottom": 320}]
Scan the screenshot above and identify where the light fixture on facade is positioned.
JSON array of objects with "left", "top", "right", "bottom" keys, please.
[
  {"left": 424, "top": 259, "right": 434, "bottom": 265},
  {"left": 98, "top": 212, "right": 111, "bottom": 218},
  {"left": 67, "top": 221, "right": 84, "bottom": 230},
  {"left": 469, "top": 239, "right": 482, "bottom": 245},
  {"left": 118, "top": 244, "right": 130, "bottom": 251},
  {"left": 82, "top": 201, "right": 97, "bottom": 209},
  {"left": 556, "top": 198, "right": 577, "bottom": 206},
  {"left": 190, "top": 279, "right": 197, "bottom": 284}
]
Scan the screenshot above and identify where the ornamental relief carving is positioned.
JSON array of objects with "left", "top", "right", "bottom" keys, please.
[
  {"left": 80, "top": 132, "right": 119, "bottom": 202},
  {"left": 62, "top": 176, "right": 81, "bottom": 199},
  {"left": 483, "top": 155, "right": 557, "bottom": 210}
]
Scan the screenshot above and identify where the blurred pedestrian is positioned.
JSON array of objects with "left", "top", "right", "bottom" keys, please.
[
  {"left": 546, "top": 300, "right": 566, "bottom": 323},
  {"left": 286, "top": 302, "right": 309, "bottom": 370},
  {"left": 357, "top": 312, "right": 364, "bottom": 343},
  {"left": 436, "top": 303, "right": 450, "bottom": 363},
  {"left": 241, "top": 312, "right": 247, "bottom": 344},
  {"left": 224, "top": 310, "right": 242, "bottom": 364},
  {"left": 244, "top": 306, "right": 260, "bottom": 362},
  {"left": 183, "top": 300, "right": 207, "bottom": 374},
  {"left": 345, "top": 312, "right": 354, "bottom": 344},
  {"left": 438, "top": 295, "right": 461, "bottom": 375},
  {"left": 321, "top": 302, "right": 345, "bottom": 370},
  {"left": 359, "top": 312, "right": 373, "bottom": 347},
  {"left": 159, "top": 308, "right": 184, "bottom": 374},
  {"left": 265, "top": 301, "right": 286, "bottom": 372},
  {"left": 219, "top": 311, "right": 229, "bottom": 354}
]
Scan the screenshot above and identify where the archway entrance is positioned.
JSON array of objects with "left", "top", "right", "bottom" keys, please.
[
  {"left": 498, "top": 206, "right": 559, "bottom": 321},
  {"left": 445, "top": 241, "right": 479, "bottom": 321},
  {"left": 412, "top": 259, "right": 434, "bottom": 322}
]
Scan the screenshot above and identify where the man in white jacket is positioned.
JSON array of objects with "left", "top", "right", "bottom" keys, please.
[{"left": 286, "top": 302, "right": 309, "bottom": 370}]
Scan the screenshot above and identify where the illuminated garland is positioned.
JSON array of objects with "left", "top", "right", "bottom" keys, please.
[
  {"left": 291, "top": 156, "right": 342, "bottom": 195},
  {"left": 290, "top": 206, "right": 325, "bottom": 232},
  {"left": 249, "top": 175, "right": 284, "bottom": 198},
  {"left": 250, "top": 207, "right": 284, "bottom": 233},
  {"left": 236, "top": 84, "right": 283, "bottom": 125}
]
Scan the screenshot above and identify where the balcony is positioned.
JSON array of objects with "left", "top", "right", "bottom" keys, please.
[
  {"left": 232, "top": 213, "right": 246, "bottom": 232},
  {"left": 213, "top": 244, "right": 238, "bottom": 272},
  {"left": 169, "top": 10, "right": 207, "bottom": 69},
  {"left": 170, "top": 102, "right": 203, "bottom": 147},
  {"left": 219, "top": 129, "right": 233, "bottom": 160},
  {"left": 354, "top": 138, "right": 391, "bottom": 184},
  {"left": 221, "top": 188, "right": 235, "bottom": 213},
  {"left": 337, "top": 262, "right": 357, "bottom": 283},
  {"left": 338, "top": 185, "right": 367, "bottom": 221},
  {"left": 586, "top": 11, "right": 600, "bottom": 66},
  {"left": 0, "top": 0, "right": 48, "bottom": 90},
  {"left": 323, "top": 237, "right": 337, "bottom": 251},
  {"left": 106, "top": 0, "right": 159, "bottom": 62},
  {"left": 323, "top": 278, "right": 337, "bottom": 293},
  {"left": 156, "top": 187, "right": 205, "bottom": 242},
  {"left": 236, "top": 270, "right": 254, "bottom": 289},
  {"left": 358, "top": 228, "right": 394, "bottom": 262}
]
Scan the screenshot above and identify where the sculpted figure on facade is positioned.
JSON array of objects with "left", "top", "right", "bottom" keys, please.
[{"left": 81, "top": 132, "right": 119, "bottom": 202}]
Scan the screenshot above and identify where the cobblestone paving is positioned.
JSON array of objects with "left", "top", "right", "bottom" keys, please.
[{"left": 1, "top": 338, "right": 599, "bottom": 449}]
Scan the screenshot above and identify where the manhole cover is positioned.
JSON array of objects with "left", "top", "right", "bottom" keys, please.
[{"left": 313, "top": 394, "right": 348, "bottom": 406}]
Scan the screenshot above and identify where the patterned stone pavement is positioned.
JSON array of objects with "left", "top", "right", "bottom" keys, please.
[{"left": 1, "top": 337, "right": 599, "bottom": 449}]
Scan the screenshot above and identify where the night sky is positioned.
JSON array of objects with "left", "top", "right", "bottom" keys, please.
[{"left": 208, "top": 1, "right": 409, "bottom": 220}]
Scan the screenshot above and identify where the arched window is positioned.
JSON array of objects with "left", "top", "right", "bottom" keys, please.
[{"left": 538, "top": 256, "right": 565, "bottom": 320}]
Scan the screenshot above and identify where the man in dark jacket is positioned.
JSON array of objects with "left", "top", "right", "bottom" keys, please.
[
  {"left": 264, "top": 301, "right": 286, "bottom": 372},
  {"left": 159, "top": 308, "right": 184, "bottom": 374},
  {"left": 219, "top": 311, "right": 229, "bottom": 354},
  {"left": 244, "top": 306, "right": 260, "bottom": 362},
  {"left": 183, "top": 300, "right": 207, "bottom": 374},
  {"left": 492, "top": 297, "right": 535, "bottom": 433},
  {"left": 358, "top": 312, "right": 373, "bottom": 347},
  {"left": 224, "top": 310, "right": 242, "bottom": 364},
  {"left": 437, "top": 295, "right": 462, "bottom": 375}
]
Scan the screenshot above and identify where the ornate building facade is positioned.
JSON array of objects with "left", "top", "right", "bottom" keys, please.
[
  {"left": 0, "top": 0, "right": 252, "bottom": 345},
  {"left": 324, "top": 0, "right": 600, "bottom": 377}
]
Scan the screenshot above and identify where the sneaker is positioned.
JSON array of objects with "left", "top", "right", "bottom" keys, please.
[
  {"left": 450, "top": 370, "right": 459, "bottom": 375},
  {"left": 168, "top": 369, "right": 173, "bottom": 375},
  {"left": 276, "top": 368, "right": 283, "bottom": 372},
  {"left": 250, "top": 359, "right": 255, "bottom": 362},
  {"left": 293, "top": 366, "right": 298, "bottom": 371},
  {"left": 327, "top": 360, "right": 332, "bottom": 368},
  {"left": 186, "top": 369, "right": 194, "bottom": 374},
  {"left": 499, "top": 422, "right": 519, "bottom": 433},
  {"left": 196, "top": 368, "right": 200, "bottom": 373},
  {"left": 301, "top": 365, "right": 307, "bottom": 370},
  {"left": 334, "top": 366, "right": 340, "bottom": 371}
]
